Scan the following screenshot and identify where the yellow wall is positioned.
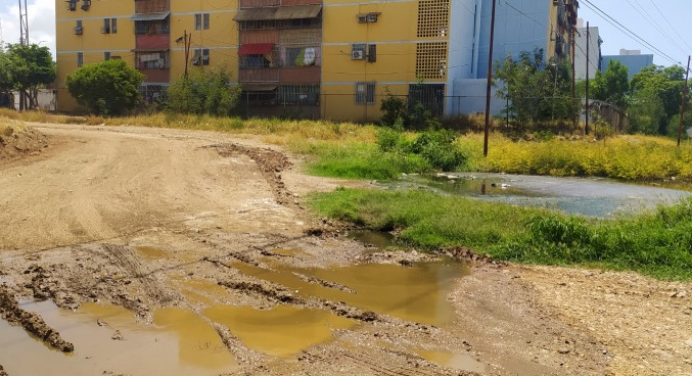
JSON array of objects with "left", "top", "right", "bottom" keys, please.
[{"left": 322, "top": 0, "right": 449, "bottom": 121}]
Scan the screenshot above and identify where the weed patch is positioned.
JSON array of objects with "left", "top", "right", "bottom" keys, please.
[{"left": 309, "top": 189, "right": 692, "bottom": 280}]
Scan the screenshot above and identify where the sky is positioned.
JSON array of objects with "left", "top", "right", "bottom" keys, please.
[{"left": 0, "top": 0, "right": 690, "bottom": 68}]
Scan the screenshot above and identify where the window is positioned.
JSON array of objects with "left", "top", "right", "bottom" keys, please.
[
  {"left": 136, "top": 52, "right": 169, "bottom": 69},
  {"left": 74, "top": 20, "right": 83, "bottom": 35},
  {"left": 68, "top": 0, "right": 77, "bottom": 11},
  {"left": 81, "top": 0, "right": 91, "bottom": 11},
  {"left": 192, "top": 49, "right": 210, "bottom": 66},
  {"left": 355, "top": 82, "right": 375, "bottom": 105},
  {"left": 195, "top": 13, "right": 210, "bottom": 30},
  {"left": 278, "top": 85, "right": 320, "bottom": 105},
  {"left": 111, "top": 18, "right": 117, "bottom": 33},
  {"left": 102, "top": 18, "right": 110, "bottom": 34},
  {"left": 283, "top": 47, "right": 319, "bottom": 67},
  {"left": 368, "top": 44, "right": 377, "bottom": 63},
  {"left": 77, "top": 52, "right": 83, "bottom": 67},
  {"left": 104, "top": 52, "right": 111, "bottom": 61},
  {"left": 135, "top": 20, "right": 169, "bottom": 35},
  {"left": 417, "top": 0, "right": 449, "bottom": 38},
  {"left": 416, "top": 42, "right": 448, "bottom": 79}
]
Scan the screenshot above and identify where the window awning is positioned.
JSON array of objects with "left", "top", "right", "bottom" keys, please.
[
  {"left": 238, "top": 43, "right": 275, "bottom": 56},
  {"left": 274, "top": 5, "right": 322, "bottom": 20},
  {"left": 242, "top": 84, "right": 278, "bottom": 92},
  {"left": 234, "top": 7, "right": 277, "bottom": 22},
  {"left": 130, "top": 12, "right": 170, "bottom": 22},
  {"left": 234, "top": 5, "right": 322, "bottom": 21}
]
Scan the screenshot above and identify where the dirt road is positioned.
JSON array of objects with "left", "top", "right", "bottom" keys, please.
[{"left": 0, "top": 123, "right": 689, "bottom": 376}]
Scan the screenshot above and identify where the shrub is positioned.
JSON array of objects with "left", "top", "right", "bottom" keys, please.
[
  {"left": 66, "top": 60, "right": 144, "bottom": 115},
  {"left": 166, "top": 68, "right": 242, "bottom": 116},
  {"left": 409, "top": 129, "right": 467, "bottom": 171}
]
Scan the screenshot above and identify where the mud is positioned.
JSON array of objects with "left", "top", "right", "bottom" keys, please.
[
  {"left": 0, "top": 286, "right": 74, "bottom": 352},
  {"left": 1, "top": 123, "right": 689, "bottom": 376},
  {"left": 0, "top": 126, "right": 48, "bottom": 162}
]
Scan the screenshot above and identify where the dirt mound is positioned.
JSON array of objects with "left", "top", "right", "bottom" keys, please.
[
  {"left": 0, "top": 126, "right": 48, "bottom": 161},
  {"left": 206, "top": 143, "right": 299, "bottom": 208},
  {"left": 0, "top": 286, "right": 74, "bottom": 353},
  {"left": 0, "top": 364, "right": 7, "bottom": 376}
]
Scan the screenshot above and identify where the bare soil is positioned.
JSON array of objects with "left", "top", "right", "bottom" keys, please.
[
  {"left": 0, "top": 126, "right": 48, "bottom": 162},
  {"left": 0, "top": 123, "right": 690, "bottom": 375}
]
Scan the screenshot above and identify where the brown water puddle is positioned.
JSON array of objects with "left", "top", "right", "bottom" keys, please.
[
  {"left": 233, "top": 261, "right": 467, "bottom": 326},
  {"left": 0, "top": 301, "right": 237, "bottom": 376},
  {"left": 416, "top": 349, "right": 487, "bottom": 373},
  {"left": 205, "top": 305, "right": 355, "bottom": 358}
]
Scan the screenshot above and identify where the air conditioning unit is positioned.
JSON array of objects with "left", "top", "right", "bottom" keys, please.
[
  {"left": 351, "top": 50, "right": 365, "bottom": 60},
  {"left": 74, "top": 26, "right": 83, "bottom": 35}
]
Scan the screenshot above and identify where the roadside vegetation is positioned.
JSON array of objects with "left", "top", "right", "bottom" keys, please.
[{"left": 310, "top": 189, "right": 692, "bottom": 281}]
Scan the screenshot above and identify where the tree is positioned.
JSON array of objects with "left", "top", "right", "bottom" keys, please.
[
  {"left": 630, "top": 65, "right": 685, "bottom": 134},
  {"left": 494, "top": 48, "right": 578, "bottom": 128},
  {"left": 66, "top": 59, "right": 144, "bottom": 115},
  {"left": 628, "top": 89, "right": 666, "bottom": 134},
  {"left": 166, "top": 68, "right": 241, "bottom": 116},
  {"left": 5, "top": 43, "right": 55, "bottom": 110},
  {"left": 592, "top": 59, "right": 629, "bottom": 109}
]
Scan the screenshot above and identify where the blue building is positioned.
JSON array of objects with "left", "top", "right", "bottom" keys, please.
[
  {"left": 601, "top": 50, "right": 654, "bottom": 81},
  {"left": 446, "top": 0, "right": 579, "bottom": 115}
]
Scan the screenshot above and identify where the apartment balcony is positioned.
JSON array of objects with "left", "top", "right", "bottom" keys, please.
[
  {"left": 239, "top": 68, "right": 280, "bottom": 83},
  {"left": 136, "top": 34, "right": 169, "bottom": 50},
  {"left": 279, "top": 66, "right": 320, "bottom": 84},
  {"left": 138, "top": 68, "right": 170, "bottom": 83}
]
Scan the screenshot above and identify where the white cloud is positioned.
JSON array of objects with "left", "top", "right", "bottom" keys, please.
[{"left": 0, "top": 0, "right": 56, "bottom": 58}]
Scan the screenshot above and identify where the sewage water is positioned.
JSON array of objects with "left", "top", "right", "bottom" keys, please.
[
  {"left": 387, "top": 173, "right": 691, "bottom": 218},
  {"left": 0, "top": 301, "right": 237, "bottom": 376}
]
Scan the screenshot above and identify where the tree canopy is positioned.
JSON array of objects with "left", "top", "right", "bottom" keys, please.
[
  {"left": 66, "top": 59, "right": 144, "bottom": 115},
  {"left": 0, "top": 43, "right": 56, "bottom": 109},
  {"left": 592, "top": 60, "right": 629, "bottom": 109}
]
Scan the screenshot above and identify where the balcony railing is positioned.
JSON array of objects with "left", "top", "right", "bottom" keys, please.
[
  {"left": 135, "top": 0, "right": 169, "bottom": 14},
  {"left": 239, "top": 68, "right": 280, "bottom": 83}
]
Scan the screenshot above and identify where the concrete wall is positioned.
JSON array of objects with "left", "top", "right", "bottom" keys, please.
[{"left": 574, "top": 26, "right": 601, "bottom": 80}]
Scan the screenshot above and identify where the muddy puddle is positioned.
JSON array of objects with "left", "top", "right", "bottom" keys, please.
[
  {"left": 416, "top": 349, "right": 486, "bottom": 373},
  {"left": 234, "top": 260, "right": 467, "bottom": 326},
  {"left": 386, "top": 173, "right": 691, "bottom": 218},
  {"left": 206, "top": 305, "right": 355, "bottom": 358},
  {"left": 0, "top": 301, "right": 238, "bottom": 376}
]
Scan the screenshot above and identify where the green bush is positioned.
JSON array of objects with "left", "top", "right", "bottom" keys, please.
[
  {"left": 167, "top": 68, "right": 242, "bottom": 116},
  {"left": 66, "top": 60, "right": 144, "bottom": 115},
  {"left": 409, "top": 129, "right": 467, "bottom": 171}
]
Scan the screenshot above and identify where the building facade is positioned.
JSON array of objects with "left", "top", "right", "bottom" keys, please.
[
  {"left": 574, "top": 22, "right": 602, "bottom": 80},
  {"left": 601, "top": 49, "right": 654, "bottom": 81},
  {"left": 55, "top": 0, "right": 579, "bottom": 121}
]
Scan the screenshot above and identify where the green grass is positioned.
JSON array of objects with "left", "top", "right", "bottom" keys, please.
[{"left": 309, "top": 189, "right": 692, "bottom": 281}]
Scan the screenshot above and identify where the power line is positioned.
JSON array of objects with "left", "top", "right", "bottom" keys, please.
[
  {"left": 624, "top": 0, "right": 686, "bottom": 54},
  {"left": 647, "top": 0, "right": 692, "bottom": 53},
  {"left": 581, "top": 0, "right": 680, "bottom": 65}
]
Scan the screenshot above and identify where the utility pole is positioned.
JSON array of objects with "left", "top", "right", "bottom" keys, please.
[
  {"left": 18, "top": 0, "right": 29, "bottom": 45},
  {"left": 183, "top": 30, "right": 191, "bottom": 80},
  {"left": 571, "top": 26, "right": 576, "bottom": 127},
  {"left": 18, "top": 0, "right": 29, "bottom": 111},
  {"left": 483, "top": 0, "right": 497, "bottom": 157},
  {"left": 677, "top": 55, "right": 690, "bottom": 147},
  {"left": 585, "top": 22, "right": 590, "bottom": 135}
]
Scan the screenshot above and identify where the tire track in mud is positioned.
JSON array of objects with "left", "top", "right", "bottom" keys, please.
[
  {"left": 0, "top": 286, "right": 74, "bottom": 353},
  {"left": 203, "top": 143, "right": 300, "bottom": 209}
]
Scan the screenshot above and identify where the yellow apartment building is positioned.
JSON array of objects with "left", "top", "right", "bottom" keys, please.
[{"left": 55, "top": 0, "right": 577, "bottom": 120}]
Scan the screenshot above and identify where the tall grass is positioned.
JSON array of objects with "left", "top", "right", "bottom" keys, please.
[{"left": 310, "top": 189, "right": 692, "bottom": 280}]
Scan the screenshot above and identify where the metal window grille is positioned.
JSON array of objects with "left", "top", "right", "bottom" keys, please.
[
  {"left": 111, "top": 18, "right": 117, "bottom": 33},
  {"left": 77, "top": 52, "right": 83, "bottom": 67},
  {"left": 203, "top": 13, "right": 210, "bottom": 29},
  {"left": 195, "top": 14, "right": 202, "bottom": 30},
  {"left": 417, "top": 0, "right": 449, "bottom": 38},
  {"left": 101, "top": 18, "right": 110, "bottom": 34},
  {"left": 355, "top": 82, "right": 375, "bottom": 104},
  {"left": 416, "top": 42, "right": 448, "bottom": 79},
  {"left": 104, "top": 51, "right": 111, "bottom": 61},
  {"left": 278, "top": 85, "right": 320, "bottom": 105}
]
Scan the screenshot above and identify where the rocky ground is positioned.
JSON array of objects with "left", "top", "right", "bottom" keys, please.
[{"left": 0, "top": 123, "right": 690, "bottom": 375}]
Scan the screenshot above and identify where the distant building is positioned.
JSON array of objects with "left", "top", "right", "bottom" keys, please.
[
  {"left": 601, "top": 50, "right": 654, "bottom": 80},
  {"left": 574, "top": 19, "right": 602, "bottom": 80}
]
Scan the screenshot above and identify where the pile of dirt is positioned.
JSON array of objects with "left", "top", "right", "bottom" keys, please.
[
  {"left": 0, "top": 126, "right": 48, "bottom": 161},
  {"left": 0, "top": 363, "right": 7, "bottom": 376},
  {"left": 0, "top": 286, "right": 74, "bottom": 353}
]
